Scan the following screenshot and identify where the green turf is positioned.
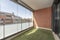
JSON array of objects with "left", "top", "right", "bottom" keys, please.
[{"left": 11, "top": 28, "right": 55, "bottom": 40}]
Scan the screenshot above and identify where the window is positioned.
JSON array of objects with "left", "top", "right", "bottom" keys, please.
[{"left": 0, "top": 0, "right": 33, "bottom": 39}]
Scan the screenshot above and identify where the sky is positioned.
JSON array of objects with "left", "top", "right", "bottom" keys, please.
[{"left": 0, "top": 0, "right": 32, "bottom": 18}]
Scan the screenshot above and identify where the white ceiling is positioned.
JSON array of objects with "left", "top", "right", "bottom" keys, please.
[{"left": 20, "top": 0, "right": 54, "bottom": 10}]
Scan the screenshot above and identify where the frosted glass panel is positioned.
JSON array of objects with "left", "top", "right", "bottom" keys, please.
[
  {"left": 0, "top": 25, "right": 3, "bottom": 39},
  {"left": 5, "top": 24, "right": 17, "bottom": 37},
  {"left": 17, "top": 23, "right": 21, "bottom": 32}
]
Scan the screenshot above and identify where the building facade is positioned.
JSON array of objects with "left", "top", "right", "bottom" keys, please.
[{"left": 0, "top": 11, "right": 21, "bottom": 24}]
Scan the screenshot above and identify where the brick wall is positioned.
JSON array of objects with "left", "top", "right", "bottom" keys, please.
[{"left": 33, "top": 7, "right": 52, "bottom": 28}]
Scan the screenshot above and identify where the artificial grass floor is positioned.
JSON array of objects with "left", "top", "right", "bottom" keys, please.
[{"left": 11, "top": 28, "right": 55, "bottom": 40}]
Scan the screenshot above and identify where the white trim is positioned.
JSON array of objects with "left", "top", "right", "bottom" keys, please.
[
  {"left": 36, "top": 26, "right": 52, "bottom": 31},
  {"left": 52, "top": 32, "right": 60, "bottom": 40}
]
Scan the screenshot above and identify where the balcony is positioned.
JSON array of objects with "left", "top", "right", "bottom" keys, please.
[
  {"left": 7, "top": 27, "right": 55, "bottom": 40},
  {"left": 0, "top": 0, "right": 60, "bottom": 40}
]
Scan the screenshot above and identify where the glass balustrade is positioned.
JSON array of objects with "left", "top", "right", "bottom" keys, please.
[{"left": 0, "top": 0, "right": 33, "bottom": 39}]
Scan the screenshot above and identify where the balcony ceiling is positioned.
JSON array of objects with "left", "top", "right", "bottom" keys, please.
[
  {"left": 19, "top": 0, "right": 54, "bottom": 10},
  {"left": 11, "top": 0, "right": 54, "bottom": 11}
]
